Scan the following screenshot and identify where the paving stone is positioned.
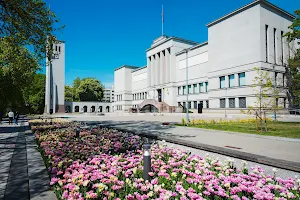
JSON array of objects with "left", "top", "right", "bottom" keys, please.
[{"left": 4, "top": 132, "right": 29, "bottom": 200}]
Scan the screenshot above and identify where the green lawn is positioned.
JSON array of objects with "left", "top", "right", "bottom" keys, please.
[{"left": 178, "top": 121, "right": 300, "bottom": 138}]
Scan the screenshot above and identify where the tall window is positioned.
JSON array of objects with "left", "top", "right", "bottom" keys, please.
[
  {"left": 229, "top": 74, "right": 235, "bottom": 87},
  {"left": 193, "top": 101, "right": 197, "bottom": 109},
  {"left": 239, "top": 97, "right": 246, "bottom": 108},
  {"left": 188, "top": 102, "right": 191, "bottom": 109},
  {"left": 265, "top": 25, "right": 269, "bottom": 62},
  {"left": 205, "top": 82, "right": 208, "bottom": 92},
  {"left": 274, "top": 28, "right": 277, "bottom": 64},
  {"left": 206, "top": 100, "right": 209, "bottom": 108},
  {"left": 132, "top": 94, "right": 134, "bottom": 100},
  {"left": 281, "top": 31, "right": 284, "bottom": 65},
  {"left": 238, "top": 72, "right": 245, "bottom": 86},
  {"left": 183, "top": 102, "right": 186, "bottom": 108},
  {"left": 183, "top": 86, "right": 186, "bottom": 95},
  {"left": 275, "top": 72, "right": 278, "bottom": 86},
  {"left": 229, "top": 98, "right": 235, "bottom": 108},
  {"left": 59, "top": 46, "right": 61, "bottom": 53},
  {"left": 178, "top": 87, "right": 181, "bottom": 95},
  {"left": 220, "top": 98, "right": 226, "bottom": 108},
  {"left": 193, "top": 84, "right": 198, "bottom": 93},
  {"left": 219, "top": 76, "right": 225, "bottom": 88},
  {"left": 200, "top": 83, "right": 204, "bottom": 92},
  {"left": 188, "top": 85, "right": 192, "bottom": 94}
]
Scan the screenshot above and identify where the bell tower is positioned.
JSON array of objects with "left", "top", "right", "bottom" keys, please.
[{"left": 44, "top": 40, "right": 65, "bottom": 114}]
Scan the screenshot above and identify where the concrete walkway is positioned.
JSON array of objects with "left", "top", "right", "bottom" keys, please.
[
  {"left": 0, "top": 119, "right": 56, "bottom": 200},
  {"left": 95, "top": 120, "right": 300, "bottom": 172}
]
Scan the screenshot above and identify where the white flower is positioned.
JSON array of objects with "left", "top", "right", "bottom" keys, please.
[{"left": 272, "top": 168, "right": 277, "bottom": 173}]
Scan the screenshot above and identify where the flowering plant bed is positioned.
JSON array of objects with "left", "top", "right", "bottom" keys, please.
[{"left": 35, "top": 125, "right": 300, "bottom": 200}]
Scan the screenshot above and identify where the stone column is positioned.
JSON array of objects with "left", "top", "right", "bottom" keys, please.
[
  {"left": 160, "top": 51, "right": 164, "bottom": 85},
  {"left": 165, "top": 48, "right": 170, "bottom": 84},
  {"left": 147, "top": 57, "right": 151, "bottom": 87},
  {"left": 151, "top": 55, "right": 155, "bottom": 87},
  {"left": 156, "top": 53, "right": 160, "bottom": 86}
]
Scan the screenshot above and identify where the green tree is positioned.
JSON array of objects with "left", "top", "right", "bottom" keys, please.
[
  {"left": 65, "top": 85, "right": 74, "bottom": 102},
  {"left": 77, "top": 78, "right": 104, "bottom": 101},
  {"left": 0, "top": 0, "right": 63, "bottom": 62},
  {"left": 23, "top": 74, "right": 46, "bottom": 114},
  {"left": 0, "top": 38, "right": 39, "bottom": 112},
  {"left": 283, "top": 9, "right": 300, "bottom": 107},
  {"left": 247, "top": 68, "right": 280, "bottom": 132},
  {"left": 72, "top": 77, "right": 81, "bottom": 101}
]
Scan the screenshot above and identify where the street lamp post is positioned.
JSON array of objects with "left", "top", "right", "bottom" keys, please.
[
  {"left": 225, "top": 87, "right": 228, "bottom": 119},
  {"left": 185, "top": 49, "right": 189, "bottom": 124},
  {"left": 273, "top": 65, "right": 277, "bottom": 121}
]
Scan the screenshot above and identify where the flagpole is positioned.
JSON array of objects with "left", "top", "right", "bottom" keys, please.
[{"left": 162, "top": 5, "right": 164, "bottom": 36}]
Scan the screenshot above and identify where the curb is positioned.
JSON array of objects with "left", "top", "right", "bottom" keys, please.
[{"left": 99, "top": 124, "right": 300, "bottom": 173}]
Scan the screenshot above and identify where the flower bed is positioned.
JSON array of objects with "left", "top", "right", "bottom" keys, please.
[
  {"left": 29, "top": 119, "right": 74, "bottom": 132},
  {"left": 35, "top": 126, "right": 300, "bottom": 200}
]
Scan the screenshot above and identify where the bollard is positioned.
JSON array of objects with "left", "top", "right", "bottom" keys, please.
[
  {"left": 76, "top": 127, "right": 80, "bottom": 138},
  {"left": 143, "top": 143, "right": 151, "bottom": 181}
]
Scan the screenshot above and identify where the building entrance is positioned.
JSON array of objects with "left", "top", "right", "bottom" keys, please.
[{"left": 157, "top": 89, "right": 162, "bottom": 102}]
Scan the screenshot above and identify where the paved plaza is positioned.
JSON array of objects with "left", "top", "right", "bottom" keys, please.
[
  {"left": 55, "top": 113, "right": 300, "bottom": 172},
  {"left": 0, "top": 119, "right": 56, "bottom": 200}
]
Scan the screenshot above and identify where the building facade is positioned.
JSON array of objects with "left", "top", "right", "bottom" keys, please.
[
  {"left": 114, "top": 0, "right": 296, "bottom": 113},
  {"left": 45, "top": 41, "right": 65, "bottom": 114},
  {"left": 103, "top": 87, "right": 114, "bottom": 103}
]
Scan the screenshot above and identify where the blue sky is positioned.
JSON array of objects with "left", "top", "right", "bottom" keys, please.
[{"left": 44, "top": 0, "right": 299, "bottom": 87}]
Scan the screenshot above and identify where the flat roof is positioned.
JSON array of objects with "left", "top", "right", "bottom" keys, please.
[
  {"left": 132, "top": 66, "right": 147, "bottom": 72},
  {"left": 114, "top": 65, "right": 139, "bottom": 71},
  {"left": 207, "top": 0, "right": 295, "bottom": 28},
  {"left": 176, "top": 41, "right": 208, "bottom": 56},
  {"left": 146, "top": 36, "right": 199, "bottom": 51}
]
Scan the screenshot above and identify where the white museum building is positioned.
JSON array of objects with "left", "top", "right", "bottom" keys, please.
[{"left": 113, "top": 0, "right": 297, "bottom": 113}]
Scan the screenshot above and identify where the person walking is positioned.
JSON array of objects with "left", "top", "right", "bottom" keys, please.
[
  {"left": 14, "top": 111, "right": 19, "bottom": 125},
  {"left": 8, "top": 110, "right": 14, "bottom": 125}
]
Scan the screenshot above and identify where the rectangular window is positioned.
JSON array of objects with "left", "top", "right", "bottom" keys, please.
[
  {"left": 238, "top": 72, "right": 246, "bottom": 86},
  {"left": 275, "top": 72, "right": 278, "bottom": 86},
  {"left": 219, "top": 76, "right": 225, "bottom": 88},
  {"left": 193, "top": 101, "right": 197, "bottom": 109},
  {"left": 55, "top": 45, "right": 58, "bottom": 51},
  {"left": 178, "top": 102, "right": 181, "bottom": 107},
  {"left": 229, "top": 74, "right": 235, "bottom": 87},
  {"left": 205, "top": 82, "right": 208, "bottom": 92},
  {"left": 220, "top": 98, "right": 226, "bottom": 108},
  {"left": 284, "top": 98, "right": 286, "bottom": 108},
  {"left": 239, "top": 97, "right": 246, "bottom": 108},
  {"left": 281, "top": 31, "right": 284, "bottom": 65},
  {"left": 132, "top": 94, "right": 134, "bottom": 100},
  {"left": 188, "top": 102, "right": 191, "bottom": 109},
  {"left": 206, "top": 100, "right": 209, "bottom": 108},
  {"left": 145, "top": 92, "right": 147, "bottom": 99},
  {"left": 274, "top": 28, "right": 277, "bottom": 64},
  {"left": 282, "top": 74, "right": 285, "bottom": 87},
  {"left": 193, "top": 84, "right": 198, "bottom": 93},
  {"left": 188, "top": 85, "right": 192, "bottom": 94},
  {"left": 178, "top": 87, "right": 181, "bottom": 95},
  {"left": 183, "top": 102, "right": 186, "bottom": 108},
  {"left": 200, "top": 83, "right": 204, "bottom": 92},
  {"left": 59, "top": 46, "right": 61, "bottom": 53},
  {"left": 229, "top": 98, "right": 235, "bottom": 108},
  {"left": 183, "top": 86, "right": 186, "bottom": 95},
  {"left": 266, "top": 25, "right": 269, "bottom": 62}
]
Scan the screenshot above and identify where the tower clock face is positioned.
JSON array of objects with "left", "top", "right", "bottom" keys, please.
[{"left": 54, "top": 54, "right": 59, "bottom": 59}]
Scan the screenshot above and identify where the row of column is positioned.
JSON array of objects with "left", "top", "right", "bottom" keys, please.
[{"left": 147, "top": 48, "right": 171, "bottom": 87}]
